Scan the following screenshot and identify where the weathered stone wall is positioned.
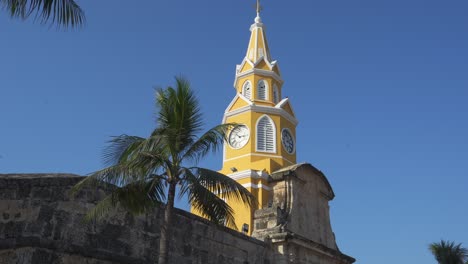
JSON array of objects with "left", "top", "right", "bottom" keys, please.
[
  {"left": 286, "top": 165, "right": 337, "bottom": 250},
  {"left": 252, "top": 164, "right": 355, "bottom": 264},
  {"left": 0, "top": 174, "right": 271, "bottom": 264}
]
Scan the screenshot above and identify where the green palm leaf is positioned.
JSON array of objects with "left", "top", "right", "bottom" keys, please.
[
  {"left": 102, "top": 135, "right": 146, "bottom": 166},
  {"left": 183, "top": 167, "right": 255, "bottom": 207},
  {"left": 182, "top": 123, "right": 234, "bottom": 163},
  {"left": 429, "top": 240, "right": 468, "bottom": 264},
  {"left": 81, "top": 180, "right": 165, "bottom": 221},
  {"left": 181, "top": 168, "right": 238, "bottom": 228},
  {"left": 74, "top": 76, "right": 253, "bottom": 264},
  {"left": 1, "top": 0, "right": 85, "bottom": 27}
]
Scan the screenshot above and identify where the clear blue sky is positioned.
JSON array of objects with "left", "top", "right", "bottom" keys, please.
[{"left": 1, "top": 1, "right": 467, "bottom": 263}]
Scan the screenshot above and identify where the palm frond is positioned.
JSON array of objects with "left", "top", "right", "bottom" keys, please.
[
  {"left": 81, "top": 177, "right": 166, "bottom": 221},
  {"left": 89, "top": 164, "right": 144, "bottom": 187},
  {"left": 115, "top": 180, "right": 165, "bottom": 214},
  {"left": 102, "top": 135, "right": 146, "bottom": 166},
  {"left": 429, "top": 240, "right": 468, "bottom": 264},
  {"left": 1, "top": 0, "right": 85, "bottom": 27},
  {"left": 182, "top": 123, "right": 234, "bottom": 163},
  {"left": 99, "top": 132, "right": 171, "bottom": 184},
  {"left": 181, "top": 168, "right": 238, "bottom": 228},
  {"left": 183, "top": 167, "right": 255, "bottom": 208},
  {"left": 70, "top": 174, "right": 108, "bottom": 197},
  {"left": 82, "top": 195, "right": 116, "bottom": 222},
  {"left": 75, "top": 77, "right": 256, "bottom": 237},
  {"left": 154, "top": 77, "right": 204, "bottom": 158}
]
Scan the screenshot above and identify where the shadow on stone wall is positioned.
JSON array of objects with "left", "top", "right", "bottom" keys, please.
[{"left": 0, "top": 174, "right": 271, "bottom": 264}]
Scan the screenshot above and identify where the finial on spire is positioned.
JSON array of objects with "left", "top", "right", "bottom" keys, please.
[{"left": 255, "top": 0, "right": 262, "bottom": 23}]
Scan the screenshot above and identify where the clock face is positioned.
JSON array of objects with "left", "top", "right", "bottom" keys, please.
[
  {"left": 228, "top": 125, "right": 250, "bottom": 149},
  {"left": 281, "top": 129, "right": 295, "bottom": 154}
]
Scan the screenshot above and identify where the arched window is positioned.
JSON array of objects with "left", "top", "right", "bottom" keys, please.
[
  {"left": 257, "top": 80, "right": 268, "bottom": 101},
  {"left": 242, "top": 81, "right": 252, "bottom": 100},
  {"left": 256, "top": 115, "right": 275, "bottom": 152},
  {"left": 273, "top": 84, "right": 279, "bottom": 104}
]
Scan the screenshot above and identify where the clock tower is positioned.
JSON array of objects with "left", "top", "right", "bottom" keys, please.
[{"left": 220, "top": 7, "right": 298, "bottom": 234}]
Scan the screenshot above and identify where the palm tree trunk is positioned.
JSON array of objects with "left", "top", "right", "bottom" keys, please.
[{"left": 158, "top": 182, "right": 176, "bottom": 264}]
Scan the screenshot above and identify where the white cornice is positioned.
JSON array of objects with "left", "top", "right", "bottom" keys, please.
[
  {"left": 250, "top": 22, "right": 265, "bottom": 31},
  {"left": 277, "top": 98, "right": 288, "bottom": 108},
  {"left": 238, "top": 93, "right": 253, "bottom": 104},
  {"left": 234, "top": 68, "right": 283, "bottom": 88},
  {"left": 276, "top": 98, "right": 297, "bottom": 119},
  {"left": 224, "top": 93, "right": 253, "bottom": 113},
  {"left": 223, "top": 153, "right": 296, "bottom": 166},
  {"left": 242, "top": 182, "right": 271, "bottom": 191},
  {"left": 226, "top": 169, "right": 269, "bottom": 181},
  {"left": 253, "top": 56, "right": 274, "bottom": 69},
  {"left": 236, "top": 57, "right": 275, "bottom": 74},
  {"left": 223, "top": 104, "right": 299, "bottom": 126}
]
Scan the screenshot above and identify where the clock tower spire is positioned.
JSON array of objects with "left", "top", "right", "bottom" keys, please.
[{"left": 219, "top": 3, "right": 299, "bottom": 234}]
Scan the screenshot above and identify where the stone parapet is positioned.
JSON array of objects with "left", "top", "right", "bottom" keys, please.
[
  {"left": 0, "top": 171, "right": 354, "bottom": 264},
  {"left": 0, "top": 174, "right": 271, "bottom": 264}
]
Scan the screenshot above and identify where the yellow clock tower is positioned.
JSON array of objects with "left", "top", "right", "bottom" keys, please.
[{"left": 220, "top": 6, "right": 298, "bottom": 234}]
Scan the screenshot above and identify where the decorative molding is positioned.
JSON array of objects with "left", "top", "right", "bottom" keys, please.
[
  {"left": 234, "top": 67, "right": 283, "bottom": 88},
  {"left": 238, "top": 93, "right": 253, "bottom": 104},
  {"left": 242, "top": 182, "right": 271, "bottom": 191},
  {"left": 223, "top": 153, "right": 295, "bottom": 166},
  {"left": 224, "top": 93, "right": 253, "bottom": 113},
  {"left": 226, "top": 170, "right": 269, "bottom": 181},
  {"left": 277, "top": 98, "right": 289, "bottom": 108},
  {"left": 223, "top": 104, "right": 299, "bottom": 126},
  {"left": 277, "top": 98, "right": 298, "bottom": 119}
]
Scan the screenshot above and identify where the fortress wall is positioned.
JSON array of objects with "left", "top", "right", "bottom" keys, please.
[{"left": 0, "top": 174, "right": 271, "bottom": 264}]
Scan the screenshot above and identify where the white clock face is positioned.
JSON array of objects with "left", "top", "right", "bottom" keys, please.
[
  {"left": 228, "top": 125, "right": 250, "bottom": 149},
  {"left": 281, "top": 129, "right": 295, "bottom": 154}
]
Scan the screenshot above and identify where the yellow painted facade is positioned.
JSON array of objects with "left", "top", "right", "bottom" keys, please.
[{"left": 192, "top": 11, "right": 298, "bottom": 235}]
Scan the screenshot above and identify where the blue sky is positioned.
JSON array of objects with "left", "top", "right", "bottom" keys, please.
[{"left": 1, "top": 0, "right": 467, "bottom": 263}]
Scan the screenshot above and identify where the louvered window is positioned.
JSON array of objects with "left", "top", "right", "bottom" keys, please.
[
  {"left": 273, "top": 84, "right": 279, "bottom": 104},
  {"left": 242, "top": 81, "right": 252, "bottom": 100},
  {"left": 257, "top": 116, "right": 275, "bottom": 152},
  {"left": 257, "top": 80, "right": 268, "bottom": 101}
]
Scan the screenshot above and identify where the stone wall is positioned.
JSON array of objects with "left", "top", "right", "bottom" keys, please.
[
  {"left": 252, "top": 164, "right": 355, "bottom": 264},
  {"left": 0, "top": 174, "right": 271, "bottom": 264}
]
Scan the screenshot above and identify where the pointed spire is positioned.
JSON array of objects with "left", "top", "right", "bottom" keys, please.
[
  {"left": 255, "top": 0, "right": 262, "bottom": 23},
  {"left": 245, "top": 0, "right": 272, "bottom": 63}
]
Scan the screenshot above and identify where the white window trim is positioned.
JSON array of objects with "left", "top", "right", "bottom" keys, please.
[
  {"left": 255, "top": 114, "right": 276, "bottom": 153},
  {"left": 242, "top": 80, "right": 252, "bottom": 100}
]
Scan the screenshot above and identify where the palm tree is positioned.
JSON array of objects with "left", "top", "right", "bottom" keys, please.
[
  {"left": 73, "top": 77, "right": 254, "bottom": 264},
  {"left": 429, "top": 240, "right": 468, "bottom": 264},
  {"left": 0, "top": 0, "right": 84, "bottom": 27}
]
